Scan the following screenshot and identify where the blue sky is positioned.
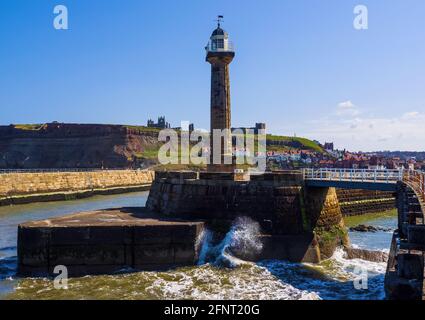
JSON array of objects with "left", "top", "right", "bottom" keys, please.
[{"left": 0, "top": 0, "right": 424, "bottom": 151}]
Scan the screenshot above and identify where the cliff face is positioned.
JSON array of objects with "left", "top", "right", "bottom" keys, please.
[{"left": 0, "top": 123, "right": 159, "bottom": 169}]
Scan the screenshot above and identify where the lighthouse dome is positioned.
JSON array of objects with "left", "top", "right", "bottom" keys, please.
[{"left": 211, "top": 27, "right": 228, "bottom": 38}]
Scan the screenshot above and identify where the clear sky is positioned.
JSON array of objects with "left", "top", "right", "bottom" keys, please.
[{"left": 0, "top": 0, "right": 424, "bottom": 151}]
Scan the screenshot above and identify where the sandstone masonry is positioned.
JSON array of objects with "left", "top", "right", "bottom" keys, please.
[
  {"left": 336, "top": 189, "right": 396, "bottom": 216},
  {"left": 0, "top": 170, "right": 154, "bottom": 206},
  {"left": 146, "top": 171, "right": 348, "bottom": 263}
]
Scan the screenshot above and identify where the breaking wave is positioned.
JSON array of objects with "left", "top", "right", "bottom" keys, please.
[
  {"left": 6, "top": 247, "right": 386, "bottom": 300},
  {"left": 3, "top": 217, "right": 389, "bottom": 300},
  {"left": 198, "top": 216, "right": 263, "bottom": 267},
  {"left": 259, "top": 247, "right": 386, "bottom": 300}
]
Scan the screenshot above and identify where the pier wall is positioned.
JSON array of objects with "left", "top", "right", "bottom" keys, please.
[
  {"left": 146, "top": 172, "right": 305, "bottom": 234},
  {"left": 336, "top": 189, "right": 396, "bottom": 216},
  {"left": 0, "top": 170, "right": 154, "bottom": 206},
  {"left": 385, "top": 182, "right": 425, "bottom": 300},
  {"left": 18, "top": 208, "right": 204, "bottom": 277},
  {"left": 146, "top": 171, "right": 348, "bottom": 263}
]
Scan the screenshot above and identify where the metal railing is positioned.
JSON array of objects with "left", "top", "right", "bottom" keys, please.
[
  {"left": 403, "top": 170, "right": 425, "bottom": 205},
  {"left": 303, "top": 167, "right": 425, "bottom": 204},
  {"left": 205, "top": 40, "right": 234, "bottom": 53},
  {"left": 303, "top": 168, "right": 403, "bottom": 184}
]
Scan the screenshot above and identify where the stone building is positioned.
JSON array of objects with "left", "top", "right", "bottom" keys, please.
[
  {"left": 324, "top": 142, "right": 334, "bottom": 151},
  {"left": 147, "top": 116, "right": 170, "bottom": 129},
  {"left": 232, "top": 123, "right": 266, "bottom": 134}
]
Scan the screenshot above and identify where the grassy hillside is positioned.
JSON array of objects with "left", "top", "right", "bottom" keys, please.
[
  {"left": 3, "top": 123, "right": 324, "bottom": 170},
  {"left": 9, "top": 124, "right": 322, "bottom": 152},
  {"left": 124, "top": 125, "right": 162, "bottom": 133},
  {"left": 266, "top": 134, "right": 324, "bottom": 153},
  {"left": 12, "top": 124, "right": 162, "bottom": 134},
  {"left": 136, "top": 134, "right": 324, "bottom": 164},
  {"left": 12, "top": 124, "right": 44, "bottom": 131}
]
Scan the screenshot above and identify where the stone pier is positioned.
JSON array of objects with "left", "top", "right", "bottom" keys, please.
[
  {"left": 17, "top": 170, "right": 350, "bottom": 276},
  {"left": 385, "top": 182, "right": 425, "bottom": 299},
  {"left": 303, "top": 186, "right": 349, "bottom": 259},
  {"left": 146, "top": 171, "right": 348, "bottom": 263},
  {"left": 18, "top": 208, "right": 204, "bottom": 277}
]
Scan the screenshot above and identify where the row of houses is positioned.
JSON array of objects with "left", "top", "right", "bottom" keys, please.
[{"left": 267, "top": 149, "right": 425, "bottom": 171}]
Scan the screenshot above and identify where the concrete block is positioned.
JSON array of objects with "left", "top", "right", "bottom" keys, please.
[
  {"left": 20, "top": 246, "right": 49, "bottom": 267},
  {"left": 134, "top": 245, "right": 174, "bottom": 265},
  {"left": 133, "top": 225, "right": 174, "bottom": 245},
  {"left": 18, "top": 265, "right": 49, "bottom": 277},
  {"left": 50, "top": 227, "right": 90, "bottom": 245},
  {"left": 18, "top": 208, "right": 204, "bottom": 276},
  {"left": 174, "top": 243, "right": 197, "bottom": 263},
  {"left": 199, "top": 172, "right": 234, "bottom": 180},
  {"left": 18, "top": 226, "right": 50, "bottom": 247},
  {"left": 49, "top": 245, "right": 126, "bottom": 266},
  {"left": 172, "top": 224, "right": 200, "bottom": 243},
  {"left": 89, "top": 226, "right": 133, "bottom": 245}
]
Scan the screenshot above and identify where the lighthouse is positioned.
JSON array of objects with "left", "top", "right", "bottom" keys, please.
[{"left": 206, "top": 16, "right": 235, "bottom": 172}]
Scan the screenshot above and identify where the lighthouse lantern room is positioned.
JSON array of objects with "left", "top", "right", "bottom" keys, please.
[{"left": 206, "top": 16, "right": 234, "bottom": 53}]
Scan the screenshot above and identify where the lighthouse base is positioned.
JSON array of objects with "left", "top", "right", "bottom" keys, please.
[{"left": 207, "top": 163, "right": 236, "bottom": 173}]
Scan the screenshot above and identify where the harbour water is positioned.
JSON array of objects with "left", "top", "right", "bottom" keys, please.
[{"left": 0, "top": 192, "right": 396, "bottom": 300}]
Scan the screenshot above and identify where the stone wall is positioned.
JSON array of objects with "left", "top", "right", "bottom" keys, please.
[
  {"left": 0, "top": 170, "right": 154, "bottom": 205},
  {"left": 146, "top": 172, "right": 306, "bottom": 235},
  {"left": 207, "top": 51, "right": 234, "bottom": 172},
  {"left": 304, "top": 187, "right": 348, "bottom": 258},
  {"left": 18, "top": 208, "right": 204, "bottom": 277},
  {"left": 146, "top": 171, "right": 347, "bottom": 262},
  {"left": 337, "top": 189, "right": 396, "bottom": 216},
  {"left": 385, "top": 182, "right": 425, "bottom": 299}
]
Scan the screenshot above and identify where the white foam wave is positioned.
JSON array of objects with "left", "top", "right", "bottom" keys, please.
[
  {"left": 330, "top": 247, "right": 387, "bottom": 276},
  {"left": 144, "top": 264, "right": 320, "bottom": 300},
  {"left": 198, "top": 216, "right": 263, "bottom": 267}
]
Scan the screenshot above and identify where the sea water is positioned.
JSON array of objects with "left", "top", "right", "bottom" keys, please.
[{"left": 0, "top": 192, "right": 395, "bottom": 300}]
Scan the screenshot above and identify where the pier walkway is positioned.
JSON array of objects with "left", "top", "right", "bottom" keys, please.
[{"left": 303, "top": 168, "right": 425, "bottom": 299}]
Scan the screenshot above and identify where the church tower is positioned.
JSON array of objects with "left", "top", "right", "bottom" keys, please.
[{"left": 206, "top": 16, "right": 235, "bottom": 172}]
